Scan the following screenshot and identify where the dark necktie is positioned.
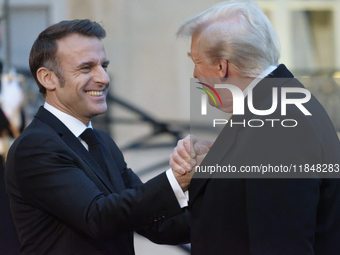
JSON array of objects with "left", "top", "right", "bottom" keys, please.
[{"left": 80, "top": 128, "right": 107, "bottom": 175}]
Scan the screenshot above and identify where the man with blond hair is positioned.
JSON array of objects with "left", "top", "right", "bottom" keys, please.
[{"left": 171, "top": 0, "right": 340, "bottom": 254}]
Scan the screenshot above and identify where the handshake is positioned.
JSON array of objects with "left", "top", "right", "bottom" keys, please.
[{"left": 169, "top": 135, "right": 214, "bottom": 191}]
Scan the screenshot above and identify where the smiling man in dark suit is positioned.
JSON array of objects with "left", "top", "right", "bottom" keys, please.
[
  {"left": 171, "top": 0, "right": 340, "bottom": 254},
  {"left": 5, "top": 19, "right": 190, "bottom": 255}
]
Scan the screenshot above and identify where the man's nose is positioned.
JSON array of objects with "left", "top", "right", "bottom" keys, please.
[
  {"left": 94, "top": 66, "right": 110, "bottom": 85},
  {"left": 193, "top": 66, "right": 198, "bottom": 78}
]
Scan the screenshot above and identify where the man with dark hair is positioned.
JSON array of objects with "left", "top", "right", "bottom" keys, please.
[
  {"left": 29, "top": 19, "right": 107, "bottom": 95},
  {"left": 5, "top": 19, "right": 190, "bottom": 254}
]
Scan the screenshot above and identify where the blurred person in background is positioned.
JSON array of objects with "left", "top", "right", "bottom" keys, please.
[
  {"left": 0, "top": 20, "right": 21, "bottom": 255},
  {"left": 5, "top": 19, "right": 191, "bottom": 255},
  {"left": 171, "top": 0, "right": 340, "bottom": 254}
]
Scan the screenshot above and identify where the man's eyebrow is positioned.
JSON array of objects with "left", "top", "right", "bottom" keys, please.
[
  {"left": 77, "top": 61, "right": 96, "bottom": 68},
  {"left": 77, "top": 60, "right": 110, "bottom": 68},
  {"left": 187, "top": 52, "right": 192, "bottom": 58}
]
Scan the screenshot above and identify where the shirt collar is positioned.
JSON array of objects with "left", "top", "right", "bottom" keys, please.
[
  {"left": 243, "top": 65, "right": 277, "bottom": 98},
  {"left": 44, "top": 102, "right": 92, "bottom": 137}
]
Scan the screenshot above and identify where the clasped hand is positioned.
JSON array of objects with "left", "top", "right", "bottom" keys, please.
[{"left": 169, "top": 135, "right": 214, "bottom": 191}]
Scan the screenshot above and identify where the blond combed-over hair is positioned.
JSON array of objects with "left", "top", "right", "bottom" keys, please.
[{"left": 177, "top": 0, "right": 280, "bottom": 77}]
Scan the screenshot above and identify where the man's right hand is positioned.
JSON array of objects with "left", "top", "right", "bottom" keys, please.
[{"left": 169, "top": 135, "right": 214, "bottom": 190}]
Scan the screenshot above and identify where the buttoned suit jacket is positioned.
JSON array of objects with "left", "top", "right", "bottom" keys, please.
[
  {"left": 5, "top": 107, "right": 190, "bottom": 255},
  {"left": 189, "top": 64, "right": 340, "bottom": 255}
]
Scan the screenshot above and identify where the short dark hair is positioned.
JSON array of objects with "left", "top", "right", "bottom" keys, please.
[{"left": 29, "top": 19, "right": 106, "bottom": 95}]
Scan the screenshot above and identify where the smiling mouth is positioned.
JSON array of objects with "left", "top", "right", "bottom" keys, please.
[{"left": 86, "top": 91, "right": 104, "bottom": 97}]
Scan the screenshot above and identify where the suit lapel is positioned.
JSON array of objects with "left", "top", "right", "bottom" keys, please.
[
  {"left": 35, "top": 107, "right": 115, "bottom": 193},
  {"left": 96, "top": 132, "right": 126, "bottom": 193},
  {"left": 190, "top": 64, "right": 295, "bottom": 203}
]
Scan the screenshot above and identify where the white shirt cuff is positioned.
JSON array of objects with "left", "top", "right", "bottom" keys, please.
[{"left": 166, "top": 169, "right": 189, "bottom": 208}]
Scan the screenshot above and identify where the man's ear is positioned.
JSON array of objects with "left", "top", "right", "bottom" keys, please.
[
  {"left": 217, "top": 59, "right": 228, "bottom": 79},
  {"left": 36, "top": 67, "right": 58, "bottom": 91}
]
